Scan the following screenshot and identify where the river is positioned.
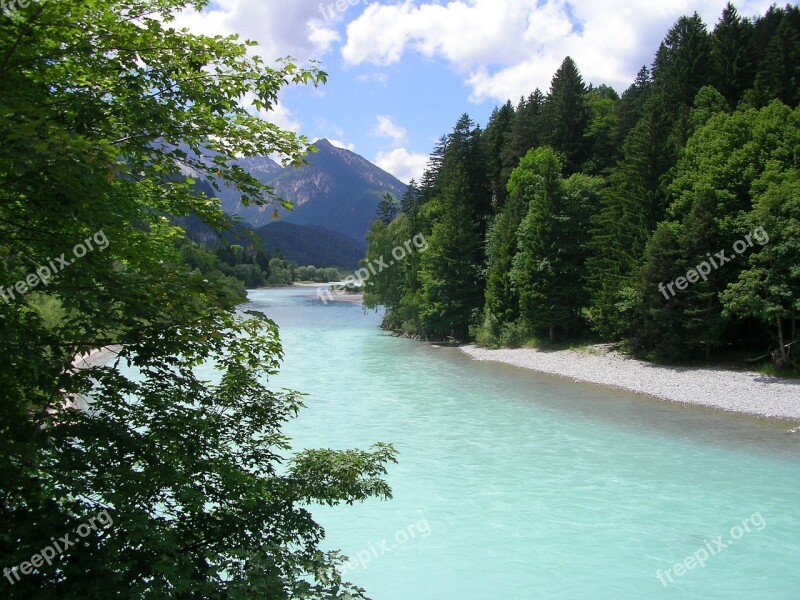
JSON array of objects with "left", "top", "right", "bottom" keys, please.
[{"left": 247, "top": 287, "right": 800, "bottom": 599}]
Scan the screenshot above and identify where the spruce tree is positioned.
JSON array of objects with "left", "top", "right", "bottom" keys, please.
[
  {"left": 443, "top": 114, "right": 492, "bottom": 226},
  {"left": 711, "top": 3, "right": 756, "bottom": 107},
  {"left": 755, "top": 18, "right": 800, "bottom": 107},
  {"left": 543, "top": 57, "right": 589, "bottom": 173},
  {"left": 651, "top": 13, "right": 713, "bottom": 146},
  {"left": 377, "top": 192, "right": 399, "bottom": 225},
  {"left": 504, "top": 90, "right": 546, "bottom": 171},
  {"left": 614, "top": 66, "right": 652, "bottom": 150},
  {"left": 511, "top": 148, "right": 600, "bottom": 340},
  {"left": 585, "top": 108, "right": 674, "bottom": 339},
  {"left": 400, "top": 180, "right": 422, "bottom": 218},
  {"left": 483, "top": 101, "right": 516, "bottom": 209},
  {"left": 418, "top": 171, "right": 484, "bottom": 341}
]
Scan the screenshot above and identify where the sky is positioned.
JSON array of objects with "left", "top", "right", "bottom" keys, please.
[{"left": 175, "top": 0, "right": 776, "bottom": 184}]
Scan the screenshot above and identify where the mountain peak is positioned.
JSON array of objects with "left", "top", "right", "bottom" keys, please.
[
  {"left": 215, "top": 142, "right": 407, "bottom": 243},
  {"left": 314, "top": 138, "right": 335, "bottom": 150}
]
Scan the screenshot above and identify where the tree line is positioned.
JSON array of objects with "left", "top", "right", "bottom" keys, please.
[
  {"left": 364, "top": 3, "right": 800, "bottom": 370},
  {"left": 180, "top": 240, "right": 346, "bottom": 296}
]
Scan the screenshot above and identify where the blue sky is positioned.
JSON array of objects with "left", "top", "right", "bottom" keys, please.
[{"left": 177, "top": 0, "right": 776, "bottom": 183}]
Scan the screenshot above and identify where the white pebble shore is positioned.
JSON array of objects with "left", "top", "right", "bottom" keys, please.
[{"left": 459, "top": 345, "right": 800, "bottom": 422}]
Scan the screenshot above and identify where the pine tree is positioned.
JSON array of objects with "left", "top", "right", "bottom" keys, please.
[
  {"left": 614, "top": 66, "right": 652, "bottom": 150},
  {"left": 442, "top": 114, "right": 492, "bottom": 223},
  {"left": 377, "top": 192, "right": 399, "bottom": 225},
  {"left": 651, "top": 13, "right": 713, "bottom": 146},
  {"left": 400, "top": 179, "right": 422, "bottom": 218},
  {"left": 711, "top": 3, "right": 756, "bottom": 107},
  {"left": 756, "top": 18, "right": 800, "bottom": 107},
  {"left": 419, "top": 136, "right": 448, "bottom": 203},
  {"left": 543, "top": 57, "right": 589, "bottom": 173},
  {"left": 679, "top": 187, "right": 732, "bottom": 360},
  {"left": 418, "top": 170, "right": 484, "bottom": 341},
  {"left": 503, "top": 90, "right": 546, "bottom": 171},
  {"left": 510, "top": 148, "right": 599, "bottom": 340},
  {"left": 585, "top": 108, "right": 674, "bottom": 339},
  {"left": 629, "top": 222, "right": 688, "bottom": 357},
  {"left": 653, "top": 13, "right": 713, "bottom": 110},
  {"left": 255, "top": 249, "right": 271, "bottom": 276},
  {"left": 749, "top": 4, "right": 800, "bottom": 93},
  {"left": 483, "top": 101, "right": 516, "bottom": 209}
]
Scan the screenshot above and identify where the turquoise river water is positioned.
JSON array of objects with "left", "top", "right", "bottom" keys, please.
[{"left": 249, "top": 288, "right": 799, "bottom": 598}]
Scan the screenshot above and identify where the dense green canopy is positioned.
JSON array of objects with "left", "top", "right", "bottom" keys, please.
[
  {"left": 0, "top": 1, "right": 395, "bottom": 598},
  {"left": 364, "top": 4, "right": 799, "bottom": 371}
]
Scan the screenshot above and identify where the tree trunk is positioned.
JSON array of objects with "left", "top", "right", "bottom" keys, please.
[{"left": 776, "top": 316, "right": 789, "bottom": 368}]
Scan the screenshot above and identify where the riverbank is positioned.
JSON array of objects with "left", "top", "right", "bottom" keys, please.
[
  {"left": 291, "top": 282, "right": 365, "bottom": 303},
  {"left": 72, "top": 345, "right": 121, "bottom": 369},
  {"left": 459, "top": 344, "right": 800, "bottom": 423}
]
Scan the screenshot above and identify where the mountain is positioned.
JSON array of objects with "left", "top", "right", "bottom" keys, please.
[
  {"left": 255, "top": 222, "right": 365, "bottom": 269},
  {"left": 215, "top": 139, "right": 407, "bottom": 243},
  {"left": 175, "top": 213, "right": 364, "bottom": 270}
]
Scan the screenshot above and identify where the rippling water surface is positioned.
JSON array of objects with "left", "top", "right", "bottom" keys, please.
[{"left": 250, "top": 288, "right": 800, "bottom": 599}]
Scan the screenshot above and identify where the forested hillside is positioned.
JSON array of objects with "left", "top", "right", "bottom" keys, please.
[{"left": 364, "top": 3, "right": 800, "bottom": 370}]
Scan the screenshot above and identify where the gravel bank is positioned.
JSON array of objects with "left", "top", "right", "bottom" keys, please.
[
  {"left": 459, "top": 345, "right": 800, "bottom": 422},
  {"left": 72, "top": 345, "right": 121, "bottom": 370}
]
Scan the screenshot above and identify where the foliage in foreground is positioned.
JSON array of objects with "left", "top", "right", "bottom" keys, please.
[{"left": 0, "top": 1, "right": 395, "bottom": 597}]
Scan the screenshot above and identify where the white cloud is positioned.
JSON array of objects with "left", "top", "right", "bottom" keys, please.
[
  {"left": 173, "top": 0, "right": 340, "bottom": 61},
  {"left": 308, "top": 21, "right": 342, "bottom": 53},
  {"left": 356, "top": 72, "right": 389, "bottom": 86},
  {"left": 375, "top": 115, "right": 408, "bottom": 145},
  {"left": 264, "top": 101, "right": 302, "bottom": 133},
  {"left": 342, "top": 0, "right": 777, "bottom": 102},
  {"left": 317, "top": 0, "right": 375, "bottom": 23},
  {"left": 375, "top": 148, "right": 428, "bottom": 184},
  {"left": 328, "top": 138, "right": 357, "bottom": 151},
  {"left": 310, "top": 120, "right": 357, "bottom": 151}
]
